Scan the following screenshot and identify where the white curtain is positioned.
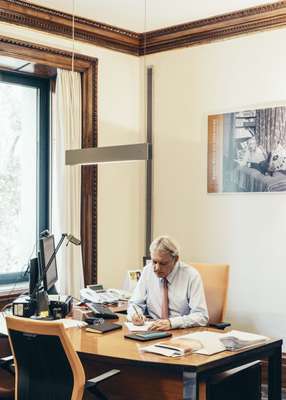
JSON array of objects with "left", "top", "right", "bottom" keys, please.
[{"left": 52, "top": 69, "right": 84, "bottom": 299}]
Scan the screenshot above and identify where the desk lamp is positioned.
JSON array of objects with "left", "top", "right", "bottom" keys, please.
[{"left": 30, "top": 232, "right": 81, "bottom": 318}]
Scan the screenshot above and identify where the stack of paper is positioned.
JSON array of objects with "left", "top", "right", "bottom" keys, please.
[{"left": 219, "top": 330, "right": 268, "bottom": 351}]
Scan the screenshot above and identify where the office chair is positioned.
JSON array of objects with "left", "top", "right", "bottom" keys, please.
[
  {"left": 6, "top": 316, "right": 120, "bottom": 400},
  {"left": 0, "top": 335, "right": 14, "bottom": 399},
  {"left": 191, "top": 263, "right": 229, "bottom": 325}
]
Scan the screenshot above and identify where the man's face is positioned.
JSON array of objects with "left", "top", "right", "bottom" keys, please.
[
  {"left": 151, "top": 250, "right": 177, "bottom": 278},
  {"left": 248, "top": 138, "right": 257, "bottom": 151}
]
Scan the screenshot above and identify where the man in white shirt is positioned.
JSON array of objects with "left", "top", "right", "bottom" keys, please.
[{"left": 127, "top": 236, "right": 209, "bottom": 331}]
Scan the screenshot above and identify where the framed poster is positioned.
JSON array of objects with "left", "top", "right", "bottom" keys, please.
[{"left": 208, "top": 105, "right": 286, "bottom": 193}]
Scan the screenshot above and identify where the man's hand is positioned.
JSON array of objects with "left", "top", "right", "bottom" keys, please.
[
  {"left": 148, "top": 319, "right": 171, "bottom": 331},
  {"left": 131, "top": 314, "right": 146, "bottom": 326}
]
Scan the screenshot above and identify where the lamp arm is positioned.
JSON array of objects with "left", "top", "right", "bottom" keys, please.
[{"left": 43, "top": 233, "right": 67, "bottom": 275}]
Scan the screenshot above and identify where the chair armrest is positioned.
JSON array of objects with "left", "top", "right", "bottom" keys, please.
[
  {"left": 0, "top": 355, "right": 14, "bottom": 374},
  {"left": 85, "top": 369, "right": 120, "bottom": 388},
  {"left": 0, "top": 355, "right": 13, "bottom": 367},
  {"left": 209, "top": 322, "right": 231, "bottom": 330}
]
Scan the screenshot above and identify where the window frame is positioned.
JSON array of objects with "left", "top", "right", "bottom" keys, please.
[
  {"left": 0, "top": 37, "right": 98, "bottom": 308},
  {"left": 0, "top": 70, "right": 50, "bottom": 286}
]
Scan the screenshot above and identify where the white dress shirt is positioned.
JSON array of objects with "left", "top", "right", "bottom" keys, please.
[{"left": 127, "top": 261, "right": 209, "bottom": 329}]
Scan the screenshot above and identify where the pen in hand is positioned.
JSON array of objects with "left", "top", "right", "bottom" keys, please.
[{"left": 132, "top": 304, "right": 145, "bottom": 325}]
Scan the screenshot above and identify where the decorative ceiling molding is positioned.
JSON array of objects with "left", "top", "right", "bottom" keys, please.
[
  {"left": 0, "top": 0, "right": 286, "bottom": 56},
  {"left": 0, "top": 0, "right": 140, "bottom": 56},
  {"left": 140, "top": 1, "right": 286, "bottom": 54}
]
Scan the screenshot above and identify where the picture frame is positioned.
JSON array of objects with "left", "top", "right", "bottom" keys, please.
[{"left": 207, "top": 105, "right": 286, "bottom": 193}]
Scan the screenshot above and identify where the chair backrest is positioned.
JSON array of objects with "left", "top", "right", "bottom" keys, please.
[
  {"left": 190, "top": 263, "right": 229, "bottom": 324},
  {"left": 6, "top": 316, "right": 85, "bottom": 400}
]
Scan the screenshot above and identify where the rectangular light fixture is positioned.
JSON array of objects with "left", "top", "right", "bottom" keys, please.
[{"left": 65, "top": 143, "right": 152, "bottom": 166}]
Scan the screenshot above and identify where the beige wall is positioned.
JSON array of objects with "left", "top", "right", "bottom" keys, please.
[
  {"left": 146, "top": 27, "right": 286, "bottom": 345},
  {"left": 0, "top": 22, "right": 145, "bottom": 289}
]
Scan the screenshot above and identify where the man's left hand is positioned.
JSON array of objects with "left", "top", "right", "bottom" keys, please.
[{"left": 148, "top": 319, "right": 171, "bottom": 331}]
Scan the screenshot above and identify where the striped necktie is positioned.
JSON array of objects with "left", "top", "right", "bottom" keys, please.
[{"left": 161, "top": 278, "right": 169, "bottom": 319}]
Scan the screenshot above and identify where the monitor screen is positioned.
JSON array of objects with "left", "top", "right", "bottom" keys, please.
[{"left": 39, "top": 234, "right": 58, "bottom": 291}]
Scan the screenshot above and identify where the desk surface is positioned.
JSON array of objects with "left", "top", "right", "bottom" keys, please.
[
  {"left": 67, "top": 314, "right": 281, "bottom": 370},
  {"left": 1, "top": 313, "right": 282, "bottom": 399}
]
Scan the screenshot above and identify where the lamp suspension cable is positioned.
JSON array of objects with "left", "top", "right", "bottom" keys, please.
[
  {"left": 71, "top": 0, "right": 76, "bottom": 146},
  {"left": 71, "top": 0, "right": 75, "bottom": 74},
  {"left": 143, "top": 0, "right": 147, "bottom": 123}
]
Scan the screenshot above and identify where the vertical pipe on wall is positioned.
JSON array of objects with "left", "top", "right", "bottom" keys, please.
[{"left": 145, "top": 66, "right": 153, "bottom": 259}]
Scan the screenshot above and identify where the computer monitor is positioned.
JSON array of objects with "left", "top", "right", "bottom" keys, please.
[
  {"left": 29, "top": 256, "right": 40, "bottom": 297},
  {"left": 39, "top": 234, "right": 58, "bottom": 291}
]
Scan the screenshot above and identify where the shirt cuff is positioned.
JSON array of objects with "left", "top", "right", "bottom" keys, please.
[{"left": 169, "top": 316, "right": 185, "bottom": 329}]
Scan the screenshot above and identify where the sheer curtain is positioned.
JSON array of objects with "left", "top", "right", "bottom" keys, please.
[
  {"left": 51, "top": 69, "right": 83, "bottom": 299},
  {"left": 256, "top": 107, "right": 286, "bottom": 152}
]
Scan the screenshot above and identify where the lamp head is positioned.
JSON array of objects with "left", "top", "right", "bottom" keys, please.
[{"left": 66, "top": 234, "right": 81, "bottom": 246}]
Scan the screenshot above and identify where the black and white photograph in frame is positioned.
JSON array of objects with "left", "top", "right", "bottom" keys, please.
[{"left": 208, "top": 105, "right": 286, "bottom": 193}]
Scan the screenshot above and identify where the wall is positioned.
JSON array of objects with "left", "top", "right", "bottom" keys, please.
[
  {"left": 146, "top": 27, "right": 286, "bottom": 346},
  {"left": 0, "top": 21, "right": 145, "bottom": 289}
]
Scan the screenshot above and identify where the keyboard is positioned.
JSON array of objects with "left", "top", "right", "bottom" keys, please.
[{"left": 86, "top": 303, "right": 118, "bottom": 320}]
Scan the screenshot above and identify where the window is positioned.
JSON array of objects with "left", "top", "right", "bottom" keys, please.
[{"left": 0, "top": 71, "right": 50, "bottom": 288}]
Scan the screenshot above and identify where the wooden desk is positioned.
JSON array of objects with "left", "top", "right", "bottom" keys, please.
[{"left": 67, "top": 315, "right": 282, "bottom": 400}]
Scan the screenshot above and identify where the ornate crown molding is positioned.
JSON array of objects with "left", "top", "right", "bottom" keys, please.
[
  {"left": 140, "top": 1, "right": 286, "bottom": 54},
  {"left": 0, "top": 0, "right": 140, "bottom": 56},
  {"left": 0, "top": 0, "right": 286, "bottom": 55}
]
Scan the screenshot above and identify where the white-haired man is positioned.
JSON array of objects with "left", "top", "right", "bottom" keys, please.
[{"left": 127, "top": 236, "right": 209, "bottom": 331}]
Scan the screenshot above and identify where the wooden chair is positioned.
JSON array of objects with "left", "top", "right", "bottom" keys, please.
[
  {"left": 190, "top": 263, "right": 229, "bottom": 325},
  {"left": 6, "top": 316, "right": 120, "bottom": 400}
]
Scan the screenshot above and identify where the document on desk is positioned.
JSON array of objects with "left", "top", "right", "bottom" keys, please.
[
  {"left": 219, "top": 330, "right": 268, "bottom": 351},
  {"left": 125, "top": 321, "right": 153, "bottom": 332},
  {"left": 177, "top": 331, "right": 226, "bottom": 355},
  {"left": 177, "top": 330, "right": 268, "bottom": 355}
]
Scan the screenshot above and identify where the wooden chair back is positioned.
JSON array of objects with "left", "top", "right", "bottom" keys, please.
[
  {"left": 191, "top": 263, "right": 229, "bottom": 324},
  {"left": 6, "top": 316, "right": 85, "bottom": 400}
]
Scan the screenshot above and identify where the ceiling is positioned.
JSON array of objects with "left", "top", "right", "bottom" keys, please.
[{"left": 26, "top": 0, "right": 278, "bottom": 32}]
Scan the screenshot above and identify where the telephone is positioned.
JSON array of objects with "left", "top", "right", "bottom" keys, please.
[
  {"left": 80, "top": 288, "right": 118, "bottom": 304},
  {"left": 108, "top": 289, "right": 131, "bottom": 300}
]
